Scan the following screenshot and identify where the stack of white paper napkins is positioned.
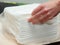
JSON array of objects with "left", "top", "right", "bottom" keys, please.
[{"left": 3, "top": 4, "right": 60, "bottom": 45}]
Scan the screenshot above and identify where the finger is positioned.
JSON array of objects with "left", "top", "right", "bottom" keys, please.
[
  {"left": 39, "top": 14, "right": 52, "bottom": 24},
  {"left": 39, "top": 9, "right": 58, "bottom": 23},
  {"left": 28, "top": 9, "right": 49, "bottom": 23},
  {"left": 28, "top": 8, "right": 51, "bottom": 23},
  {"left": 31, "top": 19, "right": 39, "bottom": 24},
  {"left": 48, "top": 8, "right": 59, "bottom": 20},
  {"left": 31, "top": 8, "right": 50, "bottom": 20},
  {"left": 32, "top": 5, "right": 44, "bottom": 15},
  {"left": 28, "top": 8, "right": 55, "bottom": 24},
  {"left": 49, "top": 11, "right": 58, "bottom": 20},
  {"left": 33, "top": 8, "right": 49, "bottom": 19}
]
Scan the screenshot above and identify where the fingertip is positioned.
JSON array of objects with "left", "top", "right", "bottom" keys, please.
[
  {"left": 32, "top": 10, "right": 37, "bottom": 15},
  {"left": 31, "top": 12, "right": 34, "bottom": 16},
  {"left": 32, "top": 22, "right": 36, "bottom": 24},
  {"left": 27, "top": 18, "right": 33, "bottom": 22},
  {"left": 27, "top": 18, "right": 36, "bottom": 24},
  {"left": 28, "top": 18, "right": 32, "bottom": 22}
]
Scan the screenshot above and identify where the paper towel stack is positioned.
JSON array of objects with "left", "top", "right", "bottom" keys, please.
[{"left": 3, "top": 4, "right": 60, "bottom": 45}]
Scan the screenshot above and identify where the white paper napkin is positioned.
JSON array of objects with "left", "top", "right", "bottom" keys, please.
[{"left": 3, "top": 4, "right": 60, "bottom": 45}]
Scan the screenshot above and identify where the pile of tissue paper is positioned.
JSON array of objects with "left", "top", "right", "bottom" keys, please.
[{"left": 3, "top": 4, "right": 60, "bottom": 45}]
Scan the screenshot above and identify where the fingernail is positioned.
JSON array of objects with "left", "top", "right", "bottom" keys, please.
[{"left": 32, "top": 22, "right": 36, "bottom": 24}]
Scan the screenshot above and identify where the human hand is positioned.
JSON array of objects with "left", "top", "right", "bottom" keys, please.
[{"left": 28, "top": 0, "right": 60, "bottom": 24}]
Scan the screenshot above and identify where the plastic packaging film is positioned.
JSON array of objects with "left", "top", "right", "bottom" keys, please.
[{"left": 3, "top": 4, "right": 60, "bottom": 45}]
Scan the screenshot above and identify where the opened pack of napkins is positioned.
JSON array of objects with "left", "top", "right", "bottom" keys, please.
[{"left": 3, "top": 4, "right": 60, "bottom": 45}]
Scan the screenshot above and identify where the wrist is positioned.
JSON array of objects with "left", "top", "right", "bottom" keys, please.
[
  {"left": 54, "top": 0, "right": 60, "bottom": 12},
  {"left": 57, "top": 0, "right": 60, "bottom": 5},
  {"left": 51, "top": 0, "right": 60, "bottom": 12},
  {"left": 57, "top": 0, "right": 60, "bottom": 12}
]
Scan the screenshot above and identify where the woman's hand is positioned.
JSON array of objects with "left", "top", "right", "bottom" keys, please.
[{"left": 28, "top": 0, "right": 60, "bottom": 24}]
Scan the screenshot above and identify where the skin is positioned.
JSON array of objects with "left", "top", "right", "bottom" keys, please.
[{"left": 28, "top": 0, "right": 60, "bottom": 24}]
